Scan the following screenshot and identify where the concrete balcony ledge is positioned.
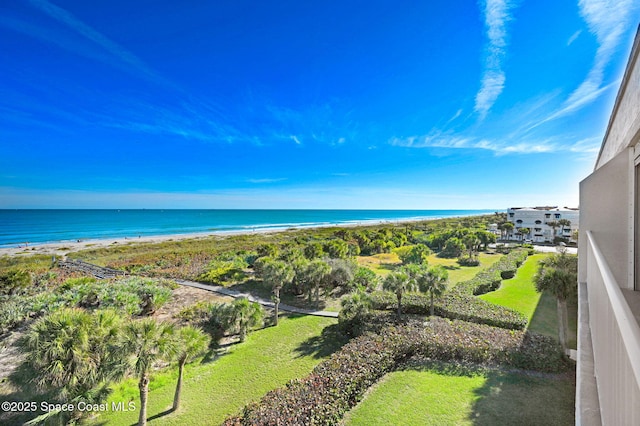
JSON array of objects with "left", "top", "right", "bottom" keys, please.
[{"left": 576, "top": 281, "right": 601, "bottom": 426}]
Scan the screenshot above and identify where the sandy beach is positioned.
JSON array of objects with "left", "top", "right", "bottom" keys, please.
[{"left": 0, "top": 217, "right": 442, "bottom": 258}]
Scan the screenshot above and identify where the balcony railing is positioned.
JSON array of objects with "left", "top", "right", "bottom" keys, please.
[{"left": 584, "top": 231, "right": 640, "bottom": 424}]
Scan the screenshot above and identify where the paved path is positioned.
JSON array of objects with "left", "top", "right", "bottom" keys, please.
[{"left": 175, "top": 279, "right": 339, "bottom": 318}]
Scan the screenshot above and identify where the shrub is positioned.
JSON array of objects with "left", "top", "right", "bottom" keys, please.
[
  {"left": 439, "top": 237, "right": 465, "bottom": 258},
  {"left": 397, "top": 244, "right": 431, "bottom": 265},
  {"left": 0, "top": 268, "right": 32, "bottom": 295},
  {"left": 225, "top": 318, "right": 569, "bottom": 425},
  {"left": 199, "top": 257, "right": 248, "bottom": 284},
  {"left": 457, "top": 256, "right": 480, "bottom": 266},
  {"left": 369, "top": 291, "right": 526, "bottom": 330}
]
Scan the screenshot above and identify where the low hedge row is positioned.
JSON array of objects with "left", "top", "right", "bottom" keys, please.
[
  {"left": 224, "top": 317, "right": 570, "bottom": 425},
  {"left": 369, "top": 290, "right": 526, "bottom": 330},
  {"left": 453, "top": 249, "right": 528, "bottom": 296}
]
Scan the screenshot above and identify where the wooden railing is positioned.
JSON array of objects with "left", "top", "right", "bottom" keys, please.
[{"left": 585, "top": 231, "right": 640, "bottom": 424}]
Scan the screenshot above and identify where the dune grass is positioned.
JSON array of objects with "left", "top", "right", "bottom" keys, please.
[
  {"left": 344, "top": 361, "right": 575, "bottom": 426},
  {"left": 92, "top": 314, "right": 344, "bottom": 426}
]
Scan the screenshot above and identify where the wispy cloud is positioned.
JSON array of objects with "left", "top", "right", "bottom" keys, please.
[
  {"left": 247, "top": 178, "right": 287, "bottom": 184},
  {"left": 290, "top": 135, "right": 302, "bottom": 145},
  {"left": 474, "top": 0, "right": 515, "bottom": 118},
  {"left": 567, "top": 30, "right": 582, "bottom": 46},
  {"left": 545, "top": 0, "right": 638, "bottom": 122},
  {"left": 25, "top": 0, "right": 172, "bottom": 87},
  {"left": 389, "top": 131, "right": 598, "bottom": 156}
]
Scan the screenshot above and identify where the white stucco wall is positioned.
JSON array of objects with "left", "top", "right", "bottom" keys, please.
[{"left": 579, "top": 149, "right": 631, "bottom": 287}]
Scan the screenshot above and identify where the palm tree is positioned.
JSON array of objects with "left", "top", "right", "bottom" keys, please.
[
  {"left": 519, "top": 227, "right": 530, "bottom": 242},
  {"left": 383, "top": 270, "right": 416, "bottom": 318},
  {"left": 261, "top": 259, "right": 294, "bottom": 326},
  {"left": 558, "top": 219, "right": 572, "bottom": 240},
  {"left": 417, "top": 265, "right": 449, "bottom": 316},
  {"left": 534, "top": 253, "right": 577, "bottom": 351},
  {"left": 22, "top": 308, "right": 127, "bottom": 424},
  {"left": 546, "top": 220, "right": 560, "bottom": 241},
  {"left": 302, "top": 260, "right": 331, "bottom": 304},
  {"left": 501, "top": 222, "right": 514, "bottom": 240},
  {"left": 172, "top": 326, "right": 210, "bottom": 411},
  {"left": 124, "top": 318, "right": 177, "bottom": 426},
  {"left": 230, "top": 297, "right": 264, "bottom": 342}
]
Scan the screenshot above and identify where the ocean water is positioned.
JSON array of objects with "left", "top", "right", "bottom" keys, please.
[{"left": 0, "top": 209, "right": 496, "bottom": 248}]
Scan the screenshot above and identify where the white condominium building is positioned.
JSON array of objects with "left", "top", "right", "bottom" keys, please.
[{"left": 506, "top": 207, "right": 579, "bottom": 243}]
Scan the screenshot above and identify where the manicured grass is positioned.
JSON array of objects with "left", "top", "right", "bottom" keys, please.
[
  {"left": 426, "top": 252, "right": 501, "bottom": 285},
  {"left": 344, "top": 362, "right": 575, "bottom": 426},
  {"left": 356, "top": 252, "right": 501, "bottom": 285},
  {"left": 93, "top": 315, "right": 344, "bottom": 426},
  {"left": 479, "top": 254, "right": 548, "bottom": 324}
]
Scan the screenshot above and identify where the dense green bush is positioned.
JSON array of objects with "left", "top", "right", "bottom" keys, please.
[
  {"left": 0, "top": 268, "right": 32, "bottom": 295},
  {"left": 224, "top": 318, "right": 569, "bottom": 425},
  {"left": 199, "top": 257, "right": 248, "bottom": 284},
  {"left": 369, "top": 291, "right": 526, "bottom": 330},
  {"left": 453, "top": 249, "right": 528, "bottom": 296}
]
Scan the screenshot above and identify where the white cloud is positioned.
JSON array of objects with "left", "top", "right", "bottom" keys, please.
[
  {"left": 290, "top": 135, "right": 302, "bottom": 145},
  {"left": 552, "top": 0, "right": 638, "bottom": 120},
  {"left": 474, "top": 0, "right": 515, "bottom": 118},
  {"left": 247, "top": 178, "right": 287, "bottom": 184},
  {"left": 388, "top": 131, "right": 601, "bottom": 156},
  {"left": 26, "top": 0, "right": 170, "bottom": 87},
  {"left": 567, "top": 30, "right": 582, "bottom": 45}
]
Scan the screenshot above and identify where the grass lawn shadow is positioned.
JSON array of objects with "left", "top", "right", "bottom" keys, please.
[
  {"left": 470, "top": 369, "right": 575, "bottom": 425},
  {"left": 294, "top": 323, "right": 349, "bottom": 359}
]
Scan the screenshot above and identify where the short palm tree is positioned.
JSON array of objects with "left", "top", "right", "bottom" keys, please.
[
  {"left": 416, "top": 265, "right": 449, "bottom": 316},
  {"left": 261, "top": 259, "right": 294, "bottom": 326},
  {"left": 124, "top": 318, "right": 177, "bottom": 426},
  {"left": 304, "top": 260, "right": 331, "bottom": 304},
  {"left": 534, "top": 253, "right": 577, "bottom": 351},
  {"left": 230, "top": 297, "right": 264, "bottom": 342},
  {"left": 172, "top": 326, "right": 210, "bottom": 411},
  {"left": 22, "top": 308, "right": 127, "bottom": 424},
  {"left": 383, "top": 270, "right": 415, "bottom": 318}
]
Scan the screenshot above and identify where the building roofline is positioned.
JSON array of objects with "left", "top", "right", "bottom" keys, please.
[{"left": 595, "top": 24, "right": 640, "bottom": 170}]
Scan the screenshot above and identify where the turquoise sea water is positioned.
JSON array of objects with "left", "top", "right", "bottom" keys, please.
[{"left": 0, "top": 209, "right": 496, "bottom": 248}]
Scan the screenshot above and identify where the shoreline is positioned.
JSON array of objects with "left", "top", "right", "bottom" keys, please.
[{"left": 0, "top": 214, "right": 488, "bottom": 258}]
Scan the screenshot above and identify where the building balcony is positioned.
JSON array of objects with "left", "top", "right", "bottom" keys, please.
[{"left": 578, "top": 231, "right": 640, "bottom": 425}]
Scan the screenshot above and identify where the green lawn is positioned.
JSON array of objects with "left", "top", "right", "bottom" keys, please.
[
  {"left": 478, "top": 253, "right": 577, "bottom": 346},
  {"left": 344, "top": 362, "right": 575, "bottom": 426},
  {"left": 357, "top": 252, "right": 501, "bottom": 285},
  {"left": 92, "top": 315, "right": 344, "bottom": 425},
  {"left": 479, "top": 254, "right": 547, "bottom": 324}
]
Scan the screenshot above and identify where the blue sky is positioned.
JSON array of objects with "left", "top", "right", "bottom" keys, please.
[{"left": 1, "top": 0, "right": 639, "bottom": 209}]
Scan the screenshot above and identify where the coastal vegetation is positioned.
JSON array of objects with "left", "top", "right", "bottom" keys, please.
[{"left": 0, "top": 214, "right": 576, "bottom": 425}]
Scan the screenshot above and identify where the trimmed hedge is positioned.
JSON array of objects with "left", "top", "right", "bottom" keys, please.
[
  {"left": 224, "top": 317, "right": 570, "bottom": 425},
  {"left": 452, "top": 249, "right": 528, "bottom": 296},
  {"left": 369, "top": 290, "right": 526, "bottom": 330}
]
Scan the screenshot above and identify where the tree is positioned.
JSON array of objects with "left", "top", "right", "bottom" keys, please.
[
  {"left": 338, "top": 288, "right": 372, "bottom": 336},
  {"left": 500, "top": 222, "right": 514, "bottom": 240},
  {"left": 382, "top": 270, "right": 416, "bottom": 318},
  {"left": 518, "top": 227, "right": 530, "bottom": 241},
  {"left": 546, "top": 220, "right": 560, "bottom": 240},
  {"left": 440, "top": 237, "right": 465, "bottom": 258},
  {"left": 558, "top": 219, "right": 572, "bottom": 238},
  {"left": 22, "top": 308, "right": 127, "bottom": 424},
  {"left": 416, "top": 265, "right": 449, "bottom": 316},
  {"left": 172, "top": 326, "right": 210, "bottom": 411},
  {"left": 261, "top": 259, "right": 294, "bottom": 326},
  {"left": 534, "top": 252, "right": 577, "bottom": 351},
  {"left": 323, "top": 239, "right": 349, "bottom": 259},
  {"left": 299, "top": 260, "right": 331, "bottom": 304},
  {"left": 352, "top": 266, "right": 379, "bottom": 291},
  {"left": 124, "top": 318, "right": 177, "bottom": 426},
  {"left": 475, "top": 230, "right": 496, "bottom": 250},
  {"left": 398, "top": 244, "right": 431, "bottom": 264},
  {"left": 230, "top": 297, "right": 264, "bottom": 342},
  {"left": 462, "top": 234, "right": 480, "bottom": 260}
]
